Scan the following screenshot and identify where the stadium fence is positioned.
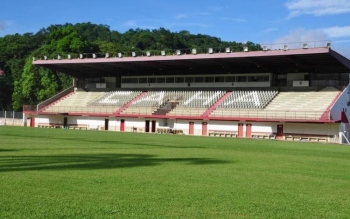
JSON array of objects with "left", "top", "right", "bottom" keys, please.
[{"left": 0, "top": 111, "right": 24, "bottom": 126}]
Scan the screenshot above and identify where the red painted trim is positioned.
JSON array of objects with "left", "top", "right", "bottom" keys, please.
[
  {"left": 120, "top": 119, "right": 125, "bottom": 131},
  {"left": 238, "top": 123, "right": 243, "bottom": 137},
  {"left": 201, "top": 91, "right": 231, "bottom": 117},
  {"left": 28, "top": 111, "right": 340, "bottom": 124},
  {"left": 202, "top": 122, "right": 208, "bottom": 136},
  {"left": 189, "top": 122, "right": 194, "bottom": 135},
  {"left": 246, "top": 124, "right": 252, "bottom": 138}
]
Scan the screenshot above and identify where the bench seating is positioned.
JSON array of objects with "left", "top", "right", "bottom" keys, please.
[
  {"left": 251, "top": 133, "right": 276, "bottom": 139},
  {"left": 173, "top": 129, "right": 184, "bottom": 135},
  {"left": 285, "top": 135, "right": 328, "bottom": 142},
  {"left": 209, "top": 130, "right": 237, "bottom": 137},
  {"left": 157, "top": 128, "right": 171, "bottom": 134},
  {"left": 38, "top": 123, "right": 60, "bottom": 128},
  {"left": 68, "top": 125, "right": 88, "bottom": 130}
]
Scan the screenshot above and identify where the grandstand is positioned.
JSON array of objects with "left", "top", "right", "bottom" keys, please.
[{"left": 24, "top": 41, "right": 350, "bottom": 143}]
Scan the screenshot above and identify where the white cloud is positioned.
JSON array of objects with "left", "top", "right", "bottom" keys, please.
[
  {"left": 333, "top": 39, "right": 350, "bottom": 43},
  {"left": 0, "top": 21, "right": 10, "bottom": 31},
  {"left": 266, "top": 29, "right": 328, "bottom": 49},
  {"left": 199, "top": 12, "right": 211, "bottom": 16},
  {"left": 273, "top": 29, "right": 328, "bottom": 43},
  {"left": 270, "top": 27, "right": 350, "bottom": 44},
  {"left": 262, "top": 28, "right": 279, "bottom": 33},
  {"left": 175, "top": 22, "right": 210, "bottom": 28},
  {"left": 286, "top": 0, "right": 350, "bottom": 17},
  {"left": 207, "top": 6, "right": 225, "bottom": 12},
  {"left": 323, "top": 26, "right": 350, "bottom": 38},
  {"left": 221, "top": 17, "right": 247, "bottom": 22},
  {"left": 175, "top": 14, "right": 187, "bottom": 19},
  {"left": 122, "top": 20, "right": 137, "bottom": 27}
]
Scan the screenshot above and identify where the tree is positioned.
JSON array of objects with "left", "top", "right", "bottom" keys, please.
[{"left": 12, "top": 57, "right": 72, "bottom": 111}]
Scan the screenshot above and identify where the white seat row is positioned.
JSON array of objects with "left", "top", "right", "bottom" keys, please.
[
  {"left": 218, "top": 90, "right": 278, "bottom": 109},
  {"left": 90, "top": 91, "right": 142, "bottom": 106},
  {"left": 129, "top": 90, "right": 225, "bottom": 108}
]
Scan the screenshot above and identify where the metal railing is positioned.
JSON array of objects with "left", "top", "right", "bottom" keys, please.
[
  {"left": 23, "top": 86, "right": 75, "bottom": 112},
  {"left": 0, "top": 111, "right": 24, "bottom": 126},
  {"left": 33, "top": 40, "right": 331, "bottom": 61},
  {"left": 210, "top": 109, "right": 329, "bottom": 120},
  {"left": 22, "top": 105, "right": 330, "bottom": 121},
  {"left": 37, "top": 86, "right": 75, "bottom": 111},
  {"left": 38, "top": 106, "right": 118, "bottom": 114}
]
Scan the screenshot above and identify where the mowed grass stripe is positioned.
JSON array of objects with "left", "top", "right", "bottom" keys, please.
[{"left": 0, "top": 126, "right": 349, "bottom": 218}]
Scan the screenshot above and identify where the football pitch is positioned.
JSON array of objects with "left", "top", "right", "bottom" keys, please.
[{"left": 0, "top": 126, "right": 350, "bottom": 218}]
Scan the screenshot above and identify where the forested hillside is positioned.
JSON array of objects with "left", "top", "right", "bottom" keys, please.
[{"left": 0, "top": 22, "right": 261, "bottom": 111}]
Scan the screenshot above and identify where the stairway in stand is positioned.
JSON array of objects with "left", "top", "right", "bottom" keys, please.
[{"left": 153, "top": 101, "right": 179, "bottom": 115}]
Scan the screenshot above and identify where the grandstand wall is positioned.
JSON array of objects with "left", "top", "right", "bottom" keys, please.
[
  {"left": 330, "top": 84, "right": 350, "bottom": 120},
  {"left": 30, "top": 114, "right": 341, "bottom": 143}
]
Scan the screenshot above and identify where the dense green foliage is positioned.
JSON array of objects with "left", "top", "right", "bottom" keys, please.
[
  {"left": 1, "top": 126, "right": 350, "bottom": 218},
  {"left": 0, "top": 22, "right": 261, "bottom": 111}
]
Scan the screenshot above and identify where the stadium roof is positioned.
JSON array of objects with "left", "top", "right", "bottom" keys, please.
[{"left": 33, "top": 47, "right": 350, "bottom": 78}]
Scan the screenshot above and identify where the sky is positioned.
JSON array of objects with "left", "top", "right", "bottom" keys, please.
[{"left": 1, "top": 0, "right": 350, "bottom": 58}]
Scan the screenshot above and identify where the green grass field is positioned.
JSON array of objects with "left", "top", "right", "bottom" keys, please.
[{"left": 1, "top": 126, "right": 350, "bottom": 218}]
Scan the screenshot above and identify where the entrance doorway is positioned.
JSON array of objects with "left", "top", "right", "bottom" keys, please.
[
  {"left": 63, "top": 117, "right": 68, "bottom": 129},
  {"left": 189, "top": 122, "right": 194, "bottom": 135},
  {"left": 246, "top": 124, "right": 252, "bottom": 138},
  {"left": 277, "top": 125, "right": 284, "bottom": 139},
  {"left": 105, "top": 119, "right": 109, "bottom": 131},
  {"left": 202, "top": 122, "right": 208, "bottom": 136},
  {"left": 238, "top": 123, "right": 243, "bottom": 137},
  {"left": 145, "top": 120, "right": 150, "bottom": 133},
  {"left": 151, "top": 120, "right": 156, "bottom": 133},
  {"left": 30, "top": 117, "right": 35, "bottom": 127},
  {"left": 120, "top": 119, "right": 125, "bottom": 131}
]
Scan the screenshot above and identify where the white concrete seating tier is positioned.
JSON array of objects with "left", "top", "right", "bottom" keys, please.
[
  {"left": 211, "top": 87, "right": 339, "bottom": 120},
  {"left": 264, "top": 87, "right": 339, "bottom": 112},
  {"left": 54, "top": 91, "right": 105, "bottom": 107},
  {"left": 43, "top": 91, "right": 112, "bottom": 113}
]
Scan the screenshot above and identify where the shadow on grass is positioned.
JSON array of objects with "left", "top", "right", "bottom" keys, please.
[
  {"left": 0, "top": 153, "right": 229, "bottom": 172},
  {"left": 0, "top": 149, "right": 18, "bottom": 152},
  {"left": 3, "top": 133, "right": 205, "bottom": 149}
]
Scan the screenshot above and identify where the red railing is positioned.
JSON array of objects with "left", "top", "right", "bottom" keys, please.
[
  {"left": 209, "top": 109, "right": 330, "bottom": 120},
  {"left": 23, "top": 105, "right": 37, "bottom": 112},
  {"left": 23, "top": 105, "right": 331, "bottom": 121}
]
